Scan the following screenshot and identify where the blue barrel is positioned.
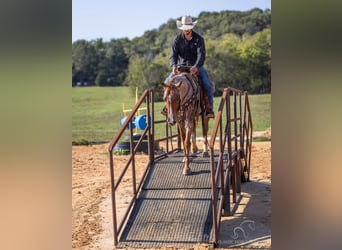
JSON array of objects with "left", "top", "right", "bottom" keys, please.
[
  {"left": 120, "top": 116, "right": 136, "bottom": 129},
  {"left": 135, "top": 114, "right": 149, "bottom": 130}
]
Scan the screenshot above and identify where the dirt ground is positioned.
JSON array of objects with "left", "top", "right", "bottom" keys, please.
[{"left": 72, "top": 130, "right": 271, "bottom": 250}]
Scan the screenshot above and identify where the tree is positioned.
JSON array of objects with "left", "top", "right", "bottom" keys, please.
[
  {"left": 126, "top": 55, "right": 169, "bottom": 98},
  {"left": 127, "top": 56, "right": 148, "bottom": 96},
  {"left": 105, "top": 39, "right": 129, "bottom": 86},
  {"left": 205, "top": 34, "right": 245, "bottom": 93},
  {"left": 72, "top": 40, "right": 98, "bottom": 85},
  {"left": 72, "top": 9, "right": 271, "bottom": 93},
  {"left": 237, "top": 28, "right": 271, "bottom": 93}
]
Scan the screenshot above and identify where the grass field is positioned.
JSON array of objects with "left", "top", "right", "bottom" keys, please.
[{"left": 72, "top": 86, "right": 271, "bottom": 143}]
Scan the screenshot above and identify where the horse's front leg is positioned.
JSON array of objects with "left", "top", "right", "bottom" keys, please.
[
  {"left": 202, "top": 136, "right": 209, "bottom": 157},
  {"left": 202, "top": 116, "right": 209, "bottom": 157},
  {"left": 191, "top": 129, "right": 198, "bottom": 154},
  {"left": 178, "top": 125, "right": 190, "bottom": 174},
  {"left": 183, "top": 128, "right": 192, "bottom": 175}
]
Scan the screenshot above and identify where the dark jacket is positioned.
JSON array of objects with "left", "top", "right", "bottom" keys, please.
[{"left": 169, "top": 31, "right": 206, "bottom": 68}]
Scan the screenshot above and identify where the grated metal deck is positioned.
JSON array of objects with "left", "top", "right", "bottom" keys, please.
[{"left": 117, "top": 151, "right": 218, "bottom": 248}]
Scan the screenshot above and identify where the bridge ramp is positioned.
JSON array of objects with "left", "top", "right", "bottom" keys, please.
[{"left": 117, "top": 151, "right": 218, "bottom": 248}]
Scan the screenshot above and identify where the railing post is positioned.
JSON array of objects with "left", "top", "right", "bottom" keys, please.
[
  {"left": 210, "top": 146, "right": 218, "bottom": 244},
  {"left": 225, "top": 89, "right": 232, "bottom": 215},
  {"left": 245, "top": 92, "right": 253, "bottom": 181},
  {"left": 108, "top": 151, "right": 118, "bottom": 246},
  {"left": 148, "top": 89, "right": 154, "bottom": 163},
  {"left": 239, "top": 92, "right": 243, "bottom": 153}
]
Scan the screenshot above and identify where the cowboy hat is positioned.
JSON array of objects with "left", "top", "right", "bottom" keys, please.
[{"left": 176, "top": 15, "right": 198, "bottom": 30}]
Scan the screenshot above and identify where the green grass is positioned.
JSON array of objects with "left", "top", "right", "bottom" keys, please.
[
  {"left": 72, "top": 86, "right": 137, "bottom": 142},
  {"left": 72, "top": 86, "right": 271, "bottom": 143},
  {"left": 245, "top": 94, "right": 271, "bottom": 132}
]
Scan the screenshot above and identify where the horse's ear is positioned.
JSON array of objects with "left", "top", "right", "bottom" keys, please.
[{"left": 160, "top": 81, "right": 168, "bottom": 88}]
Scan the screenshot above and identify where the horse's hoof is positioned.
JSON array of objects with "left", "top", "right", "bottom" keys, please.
[
  {"left": 183, "top": 168, "right": 191, "bottom": 175},
  {"left": 192, "top": 146, "right": 198, "bottom": 154},
  {"left": 202, "top": 151, "right": 209, "bottom": 157}
]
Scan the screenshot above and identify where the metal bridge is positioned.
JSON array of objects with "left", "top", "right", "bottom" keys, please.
[{"left": 108, "top": 87, "right": 253, "bottom": 247}]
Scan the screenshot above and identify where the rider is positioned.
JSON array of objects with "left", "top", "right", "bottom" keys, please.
[{"left": 163, "top": 15, "right": 214, "bottom": 118}]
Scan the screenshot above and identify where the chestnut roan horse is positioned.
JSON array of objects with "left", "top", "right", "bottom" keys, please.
[{"left": 161, "top": 70, "right": 209, "bottom": 175}]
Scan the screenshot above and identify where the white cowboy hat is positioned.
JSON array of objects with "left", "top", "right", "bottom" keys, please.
[{"left": 176, "top": 15, "right": 198, "bottom": 30}]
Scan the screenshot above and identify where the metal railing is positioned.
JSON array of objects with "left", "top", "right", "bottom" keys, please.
[
  {"left": 107, "top": 88, "right": 179, "bottom": 245},
  {"left": 208, "top": 87, "right": 253, "bottom": 244},
  {"left": 242, "top": 92, "right": 253, "bottom": 182},
  {"left": 107, "top": 87, "right": 253, "bottom": 246}
]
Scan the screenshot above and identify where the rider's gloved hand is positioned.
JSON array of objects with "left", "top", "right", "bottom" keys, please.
[{"left": 172, "top": 66, "right": 177, "bottom": 75}]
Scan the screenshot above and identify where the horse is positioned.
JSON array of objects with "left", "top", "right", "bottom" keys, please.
[{"left": 161, "top": 71, "right": 209, "bottom": 175}]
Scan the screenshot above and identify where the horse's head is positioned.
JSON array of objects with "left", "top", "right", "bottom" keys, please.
[{"left": 161, "top": 77, "right": 183, "bottom": 125}]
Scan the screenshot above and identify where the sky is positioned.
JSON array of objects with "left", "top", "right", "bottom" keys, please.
[{"left": 72, "top": 0, "right": 271, "bottom": 42}]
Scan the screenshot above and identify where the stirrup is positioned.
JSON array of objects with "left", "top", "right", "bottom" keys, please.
[
  {"left": 161, "top": 107, "right": 167, "bottom": 116},
  {"left": 206, "top": 110, "right": 215, "bottom": 119}
]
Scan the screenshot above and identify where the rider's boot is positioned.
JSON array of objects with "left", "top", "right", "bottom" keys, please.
[{"left": 204, "top": 93, "right": 215, "bottom": 119}]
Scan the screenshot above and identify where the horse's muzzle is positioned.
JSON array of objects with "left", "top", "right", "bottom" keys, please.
[{"left": 167, "top": 118, "right": 176, "bottom": 125}]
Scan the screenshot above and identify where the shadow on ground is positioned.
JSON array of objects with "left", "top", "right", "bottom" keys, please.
[{"left": 217, "top": 180, "right": 271, "bottom": 248}]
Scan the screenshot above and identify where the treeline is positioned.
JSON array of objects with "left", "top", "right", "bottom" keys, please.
[{"left": 72, "top": 8, "right": 271, "bottom": 95}]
